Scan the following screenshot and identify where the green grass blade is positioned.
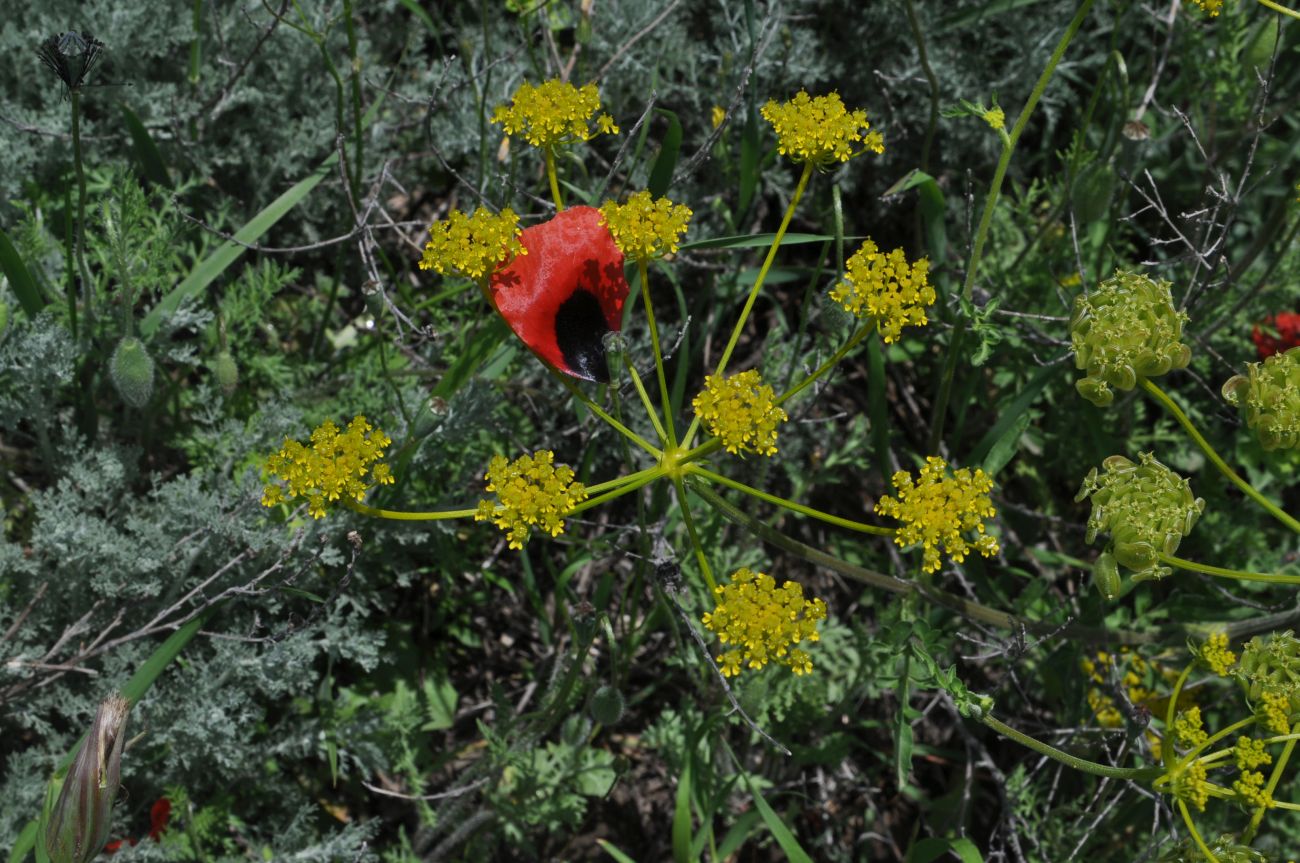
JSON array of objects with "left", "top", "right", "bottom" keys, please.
[
  {"left": 0, "top": 228, "right": 46, "bottom": 318},
  {"left": 742, "top": 774, "right": 814, "bottom": 863},
  {"left": 964, "top": 363, "right": 1055, "bottom": 468},
  {"left": 672, "top": 757, "right": 693, "bottom": 863},
  {"left": 396, "top": 0, "right": 438, "bottom": 34},
  {"left": 679, "top": 232, "right": 837, "bottom": 251},
  {"left": 121, "top": 104, "right": 171, "bottom": 187},
  {"left": 8, "top": 822, "right": 39, "bottom": 863},
  {"left": 910, "top": 836, "right": 985, "bottom": 863},
  {"left": 596, "top": 840, "right": 639, "bottom": 863},
  {"left": 647, "top": 109, "right": 683, "bottom": 198}
]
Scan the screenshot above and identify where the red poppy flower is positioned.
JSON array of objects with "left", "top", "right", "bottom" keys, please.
[
  {"left": 1252, "top": 312, "right": 1300, "bottom": 359},
  {"left": 488, "top": 206, "right": 630, "bottom": 382},
  {"left": 148, "top": 796, "right": 172, "bottom": 841}
]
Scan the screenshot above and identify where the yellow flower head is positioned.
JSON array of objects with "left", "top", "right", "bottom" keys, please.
[
  {"left": 982, "top": 105, "right": 1005, "bottom": 131},
  {"left": 1172, "top": 707, "right": 1208, "bottom": 749},
  {"left": 701, "top": 568, "right": 828, "bottom": 677},
  {"left": 760, "top": 90, "right": 884, "bottom": 166},
  {"left": 1170, "top": 758, "right": 1210, "bottom": 811},
  {"left": 711, "top": 105, "right": 726, "bottom": 129},
  {"left": 1189, "top": 0, "right": 1223, "bottom": 15},
  {"left": 1200, "top": 633, "right": 1237, "bottom": 676},
  {"left": 262, "top": 416, "right": 394, "bottom": 518},
  {"left": 599, "top": 191, "right": 693, "bottom": 260},
  {"left": 1235, "top": 737, "right": 1271, "bottom": 772},
  {"left": 419, "top": 207, "right": 525, "bottom": 281},
  {"left": 692, "top": 369, "right": 788, "bottom": 456},
  {"left": 830, "top": 239, "right": 934, "bottom": 343},
  {"left": 875, "top": 456, "right": 999, "bottom": 573},
  {"left": 491, "top": 79, "right": 618, "bottom": 150},
  {"left": 474, "top": 450, "right": 588, "bottom": 550},
  {"left": 1234, "top": 769, "right": 1273, "bottom": 809}
]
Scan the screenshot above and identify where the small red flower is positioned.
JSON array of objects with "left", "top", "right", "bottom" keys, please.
[
  {"left": 1252, "top": 312, "right": 1300, "bottom": 359},
  {"left": 488, "top": 206, "right": 630, "bottom": 382}
]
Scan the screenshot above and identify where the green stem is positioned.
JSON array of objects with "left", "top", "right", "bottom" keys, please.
[
  {"left": 1255, "top": 0, "right": 1300, "bottom": 20},
  {"left": 546, "top": 148, "right": 564, "bottom": 211},
  {"left": 342, "top": 0, "right": 364, "bottom": 200},
  {"left": 568, "top": 468, "right": 661, "bottom": 515},
  {"left": 639, "top": 258, "right": 677, "bottom": 446},
  {"left": 1141, "top": 377, "right": 1300, "bottom": 534},
  {"left": 553, "top": 372, "right": 661, "bottom": 458},
  {"left": 980, "top": 713, "right": 1163, "bottom": 780},
  {"left": 778, "top": 320, "right": 876, "bottom": 405},
  {"left": 673, "top": 476, "right": 717, "bottom": 593},
  {"left": 71, "top": 91, "right": 93, "bottom": 337},
  {"left": 586, "top": 465, "right": 664, "bottom": 496},
  {"left": 1243, "top": 721, "right": 1298, "bottom": 843},
  {"left": 1177, "top": 799, "right": 1219, "bottom": 863},
  {"left": 682, "top": 161, "right": 814, "bottom": 449},
  {"left": 928, "top": 0, "right": 1095, "bottom": 452},
  {"left": 624, "top": 358, "right": 667, "bottom": 445},
  {"left": 344, "top": 500, "right": 477, "bottom": 521},
  {"left": 687, "top": 464, "right": 893, "bottom": 536},
  {"left": 1159, "top": 553, "right": 1300, "bottom": 585},
  {"left": 1165, "top": 663, "right": 1195, "bottom": 769}
]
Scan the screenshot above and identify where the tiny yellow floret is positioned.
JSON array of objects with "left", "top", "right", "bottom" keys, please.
[
  {"left": 475, "top": 450, "right": 588, "bottom": 549},
  {"left": 875, "top": 456, "right": 999, "bottom": 573},
  {"left": 692, "top": 369, "right": 788, "bottom": 456},
  {"left": 830, "top": 238, "right": 934, "bottom": 343},
  {"left": 599, "top": 191, "right": 693, "bottom": 260},
  {"left": 262, "top": 416, "right": 394, "bottom": 519},
  {"left": 982, "top": 106, "right": 1005, "bottom": 131},
  {"left": 420, "top": 208, "right": 525, "bottom": 280},
  {"left": 491, "top": 79, "right": 618, "bottom": 150},
  {"left": 760, "top": 90, "right": 883, "bottom": 166},
  {"left": 701, "top": 568, "right": 828, "bottom": 677},
  {"left": 1201, "top": 633, "right": 1237, "bottom": 676}
]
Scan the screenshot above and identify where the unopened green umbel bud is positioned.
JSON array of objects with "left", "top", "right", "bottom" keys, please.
[
  {"left": 1075, "top": 453, "right": 1205, "bottom": 591},
  {"left": 1157, "top": 833, "right": 1266, "bottom": 863},
  {"left": 44, "top": 693, "right": 131, "bottom": 863},
  {"left": 1069, "top": 270, "right": 1192, "bottom": 407},
  {"left": 213, "top": 350, "right": 238, "bottom": 395},
  {"left": 1222, "top": 346, "right": 1300, "bottom": 451},
  {"left": 1234, "top": 631, "right": 1300, "bottom": 714},
  {"left": 109, "top": 336, "right": 155, "bottom": 407}
]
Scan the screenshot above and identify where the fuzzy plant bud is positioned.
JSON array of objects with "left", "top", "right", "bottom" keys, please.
[
  {"left": 1222, "top": 346, "right": 1300, "bottom": 451},
  {"left": 0, "top": 299, "right": 9, "bottom": 335},
  {"left": 1233, "top": 631, "right": 1300, "bottom": 731},
  {"left": 1069, "top": 270, "right": 1192, "bottom": 407},
  {"left": 44, "top": 693, "right": 131, "bottom": 863},
  {"left": 589, "top": 685, "right": 625, "bottom": 725},
  {"left": 213, "top": 350, "right": 238, "bottom": 395},
  {"left": 1075, "top": 453, "right": 1205, "bottom": 590},
  {"left": 109, "top": 336, "right": 155, "bottom": 408}
]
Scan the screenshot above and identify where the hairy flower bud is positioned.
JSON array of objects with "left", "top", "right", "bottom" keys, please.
[
  {"left": 213, "top": 350, "right": 238, "bottom": 395},
  {"left": 44, "top": 693, "right": 131, "bottom": 863},
  {"left": 1075, "top": 453, "right": 1205, "bottom": 590},
  {"left": 1222, "top": 346, "right": 1300, "bottom": 451},
  {"left": 1069, "top": 270, "right": 1191, "bottom": 407},
  {"left": 589, "top": 685, "right": 625, "bottom": 725},
  {"left": 109, "top": 336, "right": 155, "bottom": 408}
]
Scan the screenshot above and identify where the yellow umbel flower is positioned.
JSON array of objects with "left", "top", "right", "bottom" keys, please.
[
  {"left": 1173, "top": 707, "right": 1209, "bottom": 749},
  {"left": 1200, "top": 633, "right": 1237, "bottom": 676},
  {"left": 1170, "top": 758, "right": 1211, "bottom": 811},
  {"left": 692, "top": 369, "right": 788, "bottom": 456},
  {"left": 419, "top": 208, "right": 525, "bottom": 280},
  {"left": 491, "top": 79, "right": 618, "bottom": 150},
  {"left": 875, "top": 456, "right": 1000, "bottom": 573},
  {"left": 982, "top": 105, "right": 1005, "bottom": 131},
  {"left": 599, "top": 191, "right": 693, "bottom": 260},
  {"left": 1234, "top": 770, "right": 1274, "bottom": 809},
  {"left": 1259, "top": 690, "right": 1292, "bottom": 735},
  {"left": 1235, "top": 737, "right": 1271, "bottom": 771},
  {"left": 1189, "top": 0, "right": 1223, "bottom": 15},
  {"left": 262, "top": 416, "right": 394, "bottom": 518},
  {"left": 701, "top": 568, "right": 828, "bottom": 677},
  {"left": 760, "top": 90, "right": 884, "bottom": 166},
  {"left": 475, "top": 450, "right": 588, "bottom": 549},
  {"left": 830, "top": 238, "right": 934, "bottom": 343}
]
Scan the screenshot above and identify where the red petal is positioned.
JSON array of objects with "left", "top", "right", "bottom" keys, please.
[
  {"left": 489, "top": 206, "right": 629, "bottom": 381},
  {"left": 149, "top": 797, "right": 172, "bottom": 840}
]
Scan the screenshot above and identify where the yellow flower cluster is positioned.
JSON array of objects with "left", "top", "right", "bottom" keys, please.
[
  {"left": 1235, "top": 737, "right": 1272, "bottom": 771},
  {"left": 1234, "top": 770, "right": 1273, "bottom": 809},
  {"left": 1171, "top": 759, "right": 1211, "bottom": 811},
  {"left": 701, "top": 568, "right": 828, "bottom": 677},
  {"left": 419, "top": 208, "right": 525, "bottom": 280},
  {"left": 982, "top": 106, "right": 1005, "bottom": 131},
  {"left": 491, "top": 79, "right": 618, "bottom": 150},
  {"left": 1189, "top": 0, "right": 1223, "bottom": 14},
  {"left": 830, "top": 239, "right": 934, "bottom": 343},
  {"left": 1173, "top": 707, "right": 1208, "bottom": 749},
  {"left": 692, "top": 369, "right": 788, "bottom": 456},
  {"left": 474, "top": 450, "right": 588, "bottom": 549},
  {"left": 760, "top": 90, "right": 884, "bottom": 166},
  {"left": 1200, "top": 633, "right": 1237, "bottom": 676},
  {"left": 1259, "top": 690, "right": 1292, "bottom": 735},
  {"left": 262, "top": 416, "right": 394, "bottom": 519},
  {"left": 599, "top": 191, "right": 693, "bottom": 260},
  {"left": 875, "top": 457, "right": 999, "bottom": 573}
]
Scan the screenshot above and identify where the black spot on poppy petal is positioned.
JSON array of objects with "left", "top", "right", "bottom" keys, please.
[{"left": 555, "top": 288, "right": 610, "bottom": 382}]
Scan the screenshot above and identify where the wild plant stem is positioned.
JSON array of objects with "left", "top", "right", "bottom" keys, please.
[
  {"left": 1159, "top": 553, "right": 1300, "bottom": 585},
  {"left": 71, "top": 91, "right": 93, "bottom": 340},
  {"left": 980, "top": 713, "right": 1163, "bottom": 780},
  {"left": 1255, "top": 0, "right": 1300, "bottom": 20},
  {"left": 778, "top": 320, "right": 875, "bottom": 405},
  {"left": 546, "top": 148, "right": 564, "bottom": 211},
  {"left": 673, "top": 476, "right": 717, "bottom": 593},
  {"left": 687, "top": 464, "right": 893, "bottom": 536},
  {"left": 639, "top": 259, "right": 677, "bottom": 446}
]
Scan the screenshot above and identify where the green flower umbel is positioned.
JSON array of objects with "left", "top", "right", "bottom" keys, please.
[
  {"left": 1075, "top": 453, "right": 1205, "bottom": 596},
  {"left": 1233, "top": 631, "right": 1300, "bottom": 735},
  {"left": 1070, "top": 270, "right": 1192, "bottom": 407},
  {"left": 1222, "top": 346, "right": 1300, "bottom": 451}
]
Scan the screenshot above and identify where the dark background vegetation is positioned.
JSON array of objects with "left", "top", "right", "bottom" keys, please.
[{"left": 3, "top": 0, "right": 1300, "bottom": 859}]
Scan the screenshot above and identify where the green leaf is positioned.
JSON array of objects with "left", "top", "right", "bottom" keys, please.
[
  {"left": 140, "top": 160, "right": 331, "bottom": 337},
  {"left": 964, "top": 363, "right": 1055, "bottom": 467},
  {"left": 121, "top": 104, "right": 171, "bottom": 187},
  {"left": 883, "top": 170, "right": 947, "bottom": 269},
  {"left": 895, "top": 650, "right": 915, "bottom": 790},
  {"left": 0, "top": 228, "right": 46, "bottom": 318},
  {"left": 742, "top": 774, "right": 814, "bottom": 863},
  {"left": 679, "top": 232, "right": 838, "bottom": 251},
  {"left": 9, "top": 820, "right": 39, "bottom": 863},
  {"left": 647, "top": 109, "right": 683, "bottom": 198},
  {"left": 421, "top": 676, "right": 459, "bottom": 731},
  {"left": 672, "top": 757, "right": 693, "bottom": 863},
  {"left": 909, "top": 836, "right": 985, "bottom": 863},
  {"left": 981, "top": 411, "right": 1030, "bottom": 477},
  {"left": 595, "top": 840, "right": 638, "bottom": 863}
]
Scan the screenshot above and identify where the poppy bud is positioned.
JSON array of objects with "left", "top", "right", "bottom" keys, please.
[
  {"left": 44, "top": 694, "right": 131, "bottom": 863},
  {"left": 590, "top": 685, "right": 625, "bottom": 725},
  {"left": 109, "top": 337, "right": 155, "bottom": 407},
  {"left": 213, "top": 350, "right": 238, "bottom": 395}
]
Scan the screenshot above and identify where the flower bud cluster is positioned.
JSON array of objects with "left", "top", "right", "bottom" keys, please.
[
  {"left": 1222, "top": 346, "right": 1300, "bottom": 451},
  {"left": 1233, "top": 631, "right": 1300, "bottom": 734},
  {"left": 1075, "top": 453, "right": 1205, "bottom": 590},
  {"left": 1070, "top": 270, "right": 1192, "bottom": 407}
]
